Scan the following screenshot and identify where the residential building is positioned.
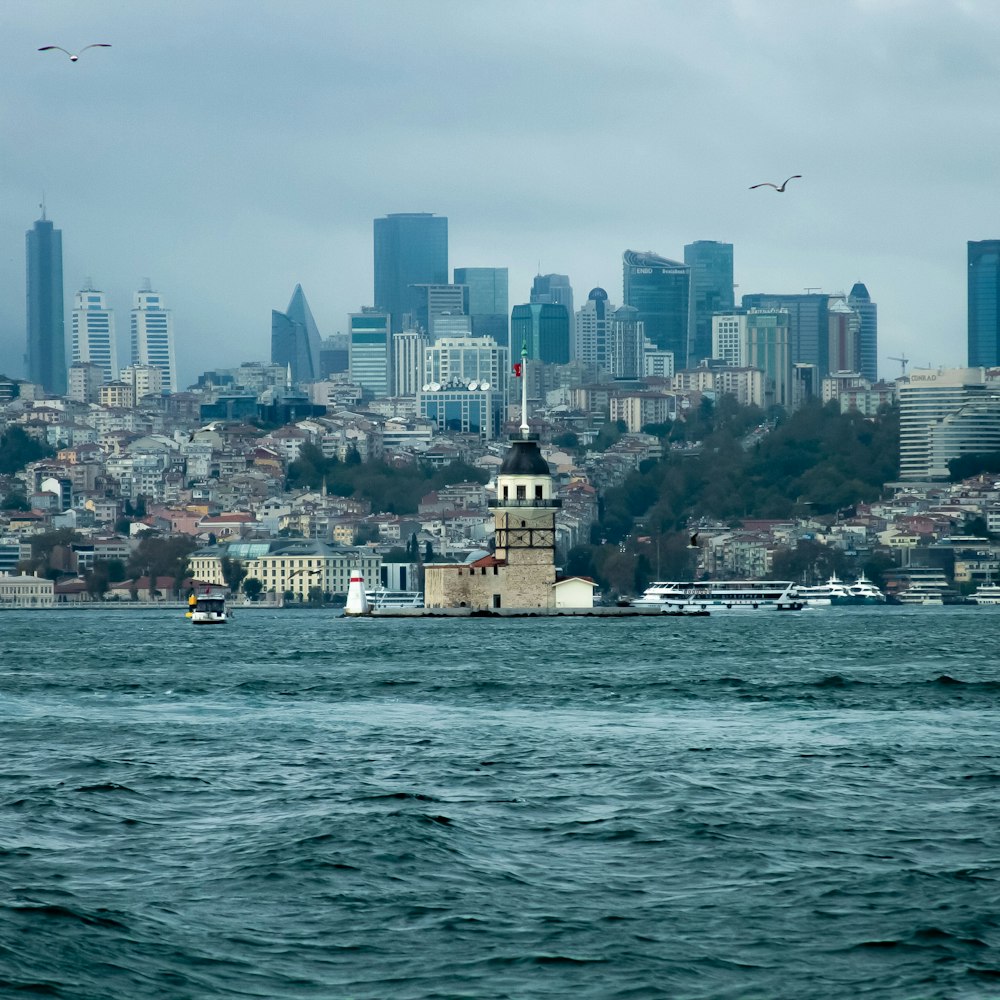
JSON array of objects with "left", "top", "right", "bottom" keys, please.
[
  {"left": 373, "top": 212, "right": 448, "bottom": 333},
  {"left": 71, "top": 284, "right": 117, "bottom": 382},
  {"left": 848, "top": 282, "right": 878, "bottom": 382},
  {"left": 968, "top": 241, "right": 1000, "bottom": 367},
  {"left": 349, "top": 309, "right": 392, "bottom": 398},
  {"left": 67, "top": 362, "right": 104, "bottom": 404},
  {"left": 712, "top": 310, "right": 747, "bottom": 366},
  {"left": 643, "top": 350, "right": 675, "bottom": 379},
  {"left": 610, "top": 392, "right": 676, "bottom": 432},
  {"left": 271, "top": 284, "right": 322, "bottom": 384},
  {"left": 622, "top": 249, "right": 691, "bottom": 367},
  {"left": 99, "top": 381, "right": 135, "bottom": 408},
  {"left": 454, "top": 266, "right": 508, "bottom": 345},
  {"left": 26, "top": 211, "right": 66, "bottom": 395},
  {"left": 609, "top": 305, "right": 645, "bottom": 379},
  {"left": 684, "top": 240, "right": 734, "bottom": 367},
  {"left": 130, "top": 285, "right": 177, "bottom": 393},
  {"left": 120, "top": 364, "right": 164, "bottom": 401}
]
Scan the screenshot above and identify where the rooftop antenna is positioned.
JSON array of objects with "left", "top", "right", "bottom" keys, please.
[{"left": 39, "top": 193, "right": 46, "bottom": 221}]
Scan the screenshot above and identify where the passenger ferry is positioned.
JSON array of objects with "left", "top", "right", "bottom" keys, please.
[
  {"left": 895, "top": 583, "right": 944, "bottom": 606},
  {"left": 969, "top": 583, "right": 1000, "bottom": 605},
  {"left": 797, "top": 574, "right": 850, "bottom": 606},
  {"left": 632, "top": 580, "right": 803, "bottom": 613},
  {"left": 365, "top": 589, "right": 424, "bottom": 609},
  {"left": 187, "top": 585, "right": 229, "bottom": 624}
]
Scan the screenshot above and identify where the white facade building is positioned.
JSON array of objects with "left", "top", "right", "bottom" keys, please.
[
  {"left": 72, "top": 286, "right": 117, "bottom": 382},
  {"left": 392, "top": 331, "right": 427, "bottom": 397},
  {"left": 130, "top": 287, "right": 177, "bottom": 393},
  {"left": 712, "top": 311, "right": 746, "bottom": 366}
]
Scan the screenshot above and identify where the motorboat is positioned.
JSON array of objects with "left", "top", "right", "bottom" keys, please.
[
  {"left": 895, "top": 583, "right": 944, "bottom": 606},
  {"left": 632, "top": 580, "right": 803, "bottom": 612},
  {"left": 187, "top": 585, "right": 229, "bottom": 624},
  {"left": 365, "top": 589, "right": 424, "bottom": 609},
  {"left": 837, "top": 573, "right": 886, "bottom": 605}
]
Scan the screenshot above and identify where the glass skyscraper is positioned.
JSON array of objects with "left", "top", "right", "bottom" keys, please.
[
  {"left": 454, "top": 267, "right": 509, "bottom": 346},
  {"left": 848, "top": 282, "right": 878, "bottom": 382},
  {"left": 349, "top": 309, "right": 392, "bottom": 398},
  {"left": 25, "top": 213, "right": 66, "bottom": 394},
  {"left": 741, "top": 292, "right": 831, "bottom": 377},
  {"left": 684, "top": 241, "right": 734, "bottom": 367},
  {"left": 373, "top": 213, "right": 448, "bottom": 334},
  {"left": 622, "top": 250, "right": 691, "bottom": 368},
  {"left": 510, "top": 303, "right": 570, "bottom": 364},
  {"left": 968, "top": 241, "right": 1000, "bottom": 367},
  {"left": 271, "top": 284, "right": 322, "bottom": 384}
]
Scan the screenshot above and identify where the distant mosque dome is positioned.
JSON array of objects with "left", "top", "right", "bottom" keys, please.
[{"left": 588, "top": 287, "right": 609, "bottom": 301}]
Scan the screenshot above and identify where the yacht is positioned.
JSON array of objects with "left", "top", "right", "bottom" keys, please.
[
  {"left": 836, "top": 573, "right": 887, "bottom": 605},
  {"left": 632, "top": 580, "right": 803, "bottom": 613},
  {"left": 969, "top": 583, "right": 1000, "bottom": 605},
  {"left": 797, "top": 574, "right": 850, "bottom": 606},
  {"left": 187, "top": 585, "right": 229, "bottom": 624}
]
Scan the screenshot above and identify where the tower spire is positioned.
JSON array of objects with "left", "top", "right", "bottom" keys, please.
[{"left": 39, "top": 193, "right": 46, "bottom": 221}]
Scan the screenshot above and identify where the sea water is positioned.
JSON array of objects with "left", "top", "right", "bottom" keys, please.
[{"left": 0, "top": 606, "right": 998, "bottom": 999}]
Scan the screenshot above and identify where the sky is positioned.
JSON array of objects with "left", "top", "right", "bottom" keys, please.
[{"left": 3, "top": 0, "right": 1000, "bottom": 389}]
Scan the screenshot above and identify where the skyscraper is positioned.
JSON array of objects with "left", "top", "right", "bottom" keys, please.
[
  {"left": 827, "top": 297, "right": 861, "bottom": 374},
  {"left": 684, "top": 240, "right": 734, "bottom": 367},
  {"left": 741, "top": 292, "right": 830, "bottom": 376},
  {"left": 622, "top": 250, "right": 691, "bottom": 367},
  {"left": 968, "top": 241, "right": 1000, "bottom": 367},
  {"left": 511, "top": 303, "right": 570, "bottom": 364},
  {"left": 848, "top": 282, "right": 878, "bottom": 382},
  {"left": 530, "top": 273, "right": 574, "bottom": 318},
  {"left": 409, "top": 283, "right": 466, "bottom": 340},
  {"left": 746, "top": 310, "right": 792, "bottom": 409},
  {"left": 71, "top": 283, "right": 117, "bottom": 383},
  {"left": 349, "top": 309, "right": 392, "bottom": 398},
  {"left": 130, "top": 285, "right": 177, "bottom": 393},
  {"left": 454, "top": 267, "right": 509, "bottom": 345},
  {"left": 25, "top": 211, "right": 66, "bottom": 394},
  {"left": 575, "top": 288, "right": 611, "bottom": 368},
  {"left": 373, "top": 213, "right": 448, "bottom": 333},
  {"left": 271, "top": 284, "right": 322, "bottom": 384}
]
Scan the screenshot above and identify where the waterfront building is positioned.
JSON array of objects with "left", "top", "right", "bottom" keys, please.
[
  {"left": 741, "top": 292, "right": 830, "bottom": 376},
  {"left": 623, "top": 250, "right": 691, "bottom": 367},
  {"left": 848, "top": 282, "right": 878, "bottom": 382},
  {"left": 454, "top": 267, "right": 508, "bottom": 345},
  {"left": 746, "top": 309, "right": 792, "bottom": 409},
  {"left": 271, "top": 284, "right": 322, "bottom": 384},
  {"left": 71, "top": 284, "right": 117, "bottom": 382},
  {"left": 511, "top": 303, "right": 570, "bottom": 364},
  {"left": 26, "top": 211, "right": 67, "bottom": 395},
  {"left": 968, "top": 241, "right": 1000, "bottom": 367},
  {"left": 712, "top": 310, "right": 747, "bottom": 366},
  {"left": 393, "top": 331, "right": 428, "bottom": 397},
  {"left": 684, "top": 240, "right": 734, "bottom": 367},
  {"left": 828, "top": 296, "right": 861, "bottom": 374},
  {"left": 348, "top": 309, "right": 392, "bottom": 399},
  {"left": 0, "top": 574, "right": 55, "bottom": 608},
  {"left": 374, "top": 212, "right": 448, "bottom": 333},
  {"left": 130, "top": 286, "right": 177, "bottom": 393},
  {"left": 899, "top": 367, "right": 1000, "bottom": 481},
  {"left": 67, "top": 362, "right": 104, "bottom": 404}
]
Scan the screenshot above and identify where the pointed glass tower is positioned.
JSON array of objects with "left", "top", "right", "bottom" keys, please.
[{"left": 271, "top": 284, "right": 322, "bottom": 384}]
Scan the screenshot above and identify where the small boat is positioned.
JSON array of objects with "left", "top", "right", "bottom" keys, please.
[
  {"left": 365, "top": 589, "right": 424, "bottom": 609},
  {"left": 797, "top": 574, "right": 850, "bottom": 606},
  {"left": 188, "top": 585, "right": 229, "bottom": 624},
  {"left": 632, "top": 580, "right": 803, "bottom": 612},
  {"left": 970, "top": 583, "right": 1000, "bottom": 605}
]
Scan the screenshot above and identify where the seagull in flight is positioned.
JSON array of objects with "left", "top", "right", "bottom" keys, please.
[
  {"left": 38, "top": 43, "right": 111, "bottom": 62},
  {"left": 749, "top": 175, "right": 801, "bottom": 192}
]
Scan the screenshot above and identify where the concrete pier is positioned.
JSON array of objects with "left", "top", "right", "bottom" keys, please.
[{"left": 371, "top": 606, "right": 708, "bottom": 618}]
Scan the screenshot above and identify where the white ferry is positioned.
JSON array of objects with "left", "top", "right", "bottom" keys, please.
[
  {"left": 895, "top": 583, "right": 944, "bottom": 606},
  {"left": 969, "top": 583, "right": 1000, "bottom": 605},
  {"left": 797, "top": 574, "right": 850, "bottom": 606},
  {"left": 187, "top": 585, "right": 229, "bottom": 624},
  {"left": 365, "top": 589, "right": 424, "bottom": 609},
  {"left": 632, "top": 580, "right": 803, "bottom": 613},
  {"left": 839, "top": 573, "right": 886, "bottom": 605}
]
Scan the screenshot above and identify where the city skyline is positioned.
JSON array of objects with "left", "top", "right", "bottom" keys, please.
[{"left": 4, "top": 2, "right": 1000, "bottom": 389}]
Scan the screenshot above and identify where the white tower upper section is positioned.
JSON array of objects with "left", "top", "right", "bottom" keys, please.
[
  {"left": 72, "top": 286, "right": 117, "bottom": 382},
  {"left": 130, "top": 287, "right": 177, "bottom": 394}
]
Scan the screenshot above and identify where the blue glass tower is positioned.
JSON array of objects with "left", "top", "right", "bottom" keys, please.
[
  {"left": 454, "top": 267, "right": 509, "bottom": 346},
  {"left": 510, "top": 303, "right": 570, "bottom": 364},
  {"left": 271, "top": 284, "right": 322, "bottom": 384},
  {"left": 622, "top": 250, "right": 690, "bottom": 368},
  {"left": 968, "top": 241, "right": 1000, "bottom": 367},
  {"left": 374, "top": 213, "right": 448, "bottom": 334},
  {"left": 684, "top": 240, "right": 734, "bottom": 367},
  {"left": 848, "top": 282, "right": 878, "bottom": 382},
  {"left": 26, "top": 212, "right": 66, "bottom": 394}
]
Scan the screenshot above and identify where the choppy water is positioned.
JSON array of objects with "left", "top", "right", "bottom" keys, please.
[{"left": 0, "top": 606, "right": 998, "bottom": 999}]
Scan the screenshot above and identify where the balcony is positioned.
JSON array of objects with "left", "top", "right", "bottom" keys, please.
[{"left": 488, "top": 497, "right": 562, "bottom": 509}]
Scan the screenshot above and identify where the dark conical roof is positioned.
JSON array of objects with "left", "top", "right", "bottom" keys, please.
[
  {"left": 849, "top": 282, "right": 870, "bottom": 301},
  {"left": 500, "top": 438, "right": 551, "bottom": 476}
]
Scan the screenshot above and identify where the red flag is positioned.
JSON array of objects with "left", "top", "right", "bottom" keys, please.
[{"left": 512, "top": 362, "right": 522, "bottom": 377}]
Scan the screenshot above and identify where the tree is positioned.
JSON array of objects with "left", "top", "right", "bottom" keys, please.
[
  {"left": 307, "top": 585, "right": 325, "bottom": 606},
  {"left": 424, "top": 541, "right": 434, "bottom": 562},
  {"left": 242, "top": 577, "right": 263, "bottom": 602},
  {"left": 283, "top": 589, "right": 296, "bottom": 604},
  {"left": 2, "top": 489, "right": 29, "bottom": 512},
  {"left": 126, "top": 535, "right": 198, "bottom": 582},
  {"left": 0, "top": 427, "right": 54, "bottom": 475},
  {"left": 219, "top": 556, "right": 248, "bottom": 594}
]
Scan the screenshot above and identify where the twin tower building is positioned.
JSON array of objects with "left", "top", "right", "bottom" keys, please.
[{"left": 25, "top": 212, "right": 177, "bottom": 398}]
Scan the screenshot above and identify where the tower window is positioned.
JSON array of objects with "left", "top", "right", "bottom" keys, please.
[
  {"left": 535, "top": 485, "right": 543, "bottom": 499},
  {"left": 516, "top": 485, "right": 526, "bottom": 500}
]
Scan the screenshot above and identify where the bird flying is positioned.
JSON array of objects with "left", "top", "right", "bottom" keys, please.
[
  {"left": 749, "top": 175, "right": 801, "bottom": 192},
  {"left": 38, "top": 43, "right": 111, "bottom": 62}
]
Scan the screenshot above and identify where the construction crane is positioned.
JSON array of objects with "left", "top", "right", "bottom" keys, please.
[{"left": 888, "top": 354, "right": 909, "bottom": 377}]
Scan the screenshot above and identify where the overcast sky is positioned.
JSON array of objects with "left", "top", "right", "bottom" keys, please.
[{"left": 3, "top": 0, "right": 999, "bottom": 388}]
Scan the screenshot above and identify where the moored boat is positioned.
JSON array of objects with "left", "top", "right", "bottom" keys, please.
[
  {"left": 832, "top": 573, "right": 886, "bottom": 605},
  {"left": 188, "top": 585, "right": 229, "bottom": 624},
  {"left": 366, "top": 589, "right": 424, "bottom": 609},
  {"left": 969, "top": 583, "right": 1000, "bottom": 605},
  {"left": 797, "top": 574, "right": 850, "bottom": 606},
  {"left": 632, "top": 580, "right": 803, "bottom": 612}
]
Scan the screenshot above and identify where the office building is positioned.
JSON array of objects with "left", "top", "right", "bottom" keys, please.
[
  {"left": 968, "top": 241, "right": 1000, "bottom": 367},
  {"left": 644, "top": 350, "right": 675, "bottom": 379},
  {"left": 409, "top": 283, "right": 465, "bottom": 339},
  {"left": 827, "top": 297, "right": 861, "bottom": 374},
  {"left": 373, "top": 213, "right": 448, "bottom": 333},
  {"left": 349, "top": 309, "right": 392, "bottom": 399},
  {"left": 623, "top": 250, "right": 691, "bottom": 367},
  {"left": 848, "top": 282, "right": 878, "bottom": 382},
  {"left": 608, "top": 305, "right": 644, "bottom": 379},
  {"left": 319, "top": 334, "right": 350, "bottom": 377},
  {"left": 454, "top": 267, "right": 509, "bottom": 345},
  {"left": 71, "top": 284, "right": 117, "bottom": 383},
  {"left": 899, "top": 367, "right": 1000, "bottom": 480},
  {"left": 530, "top": 273, "right": 574, "bottom": 315},
  {"left": 746, "top": 310, "right": 792, "bottom": 409},
  {"left": 684, "top": 240, "right": 734, "bottom": 367},
  {"left": 418, "top": 383, "right": 498, "bottom": 440},
  {"left": 511, "top": 303, "right": 570, "bottom": 364},
  {"left": 423, "top": 336, "right": 508, "bottom": 406},
  {"left": 25, "top": 211, "right": 67, "bottom": 395},
  {"left": 712, "top": 310, "right": 747, "bottom": 367},
  {"left": 575, "top": 288, "right": 612, "bottom": 369},
  {"left": 130, "top": 286, "right": 177, "bottom": 393},
  {"left": 741, "top": 292, "right": 830, "bottom": 376},
  {"left": 393, "top": 331, "right": 427, "bottom": 397},
  {"left": 271, "top": 284, "right": 322, "bottom": 385}
]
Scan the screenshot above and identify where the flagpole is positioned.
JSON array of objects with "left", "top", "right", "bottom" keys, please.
[{"left": 519, "top": 339, "right": 529, "bottom": 438}]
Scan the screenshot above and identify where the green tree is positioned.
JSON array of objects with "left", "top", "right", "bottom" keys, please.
[
  {"left": 219, "top": 556, "right": 248, "bottom": 594},
  {"left": 242, "top": 577, "right": 264, "bottom": 602},
  {"left": 127, "top": 535, "right": 198, "bottom": 582},
  {"left": 307, "top": 585, "right": 325, "bottom": 606},
  {"left": 0, "top": 427, "right": 54, "bottom": 475}
]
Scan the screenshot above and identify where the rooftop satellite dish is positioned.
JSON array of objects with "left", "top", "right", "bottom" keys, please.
[
  {"left": 430, "top": 382, "right": 440, "bottom": 392},
  {"left": 468, "top": 380, "right": 479, "bottom": 390},
  {"left": 421, "top": 383, "right": 430, "bottom": 392},
  {"left": 480, "top": 381, "right": 490, "bottom": 391}
]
